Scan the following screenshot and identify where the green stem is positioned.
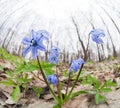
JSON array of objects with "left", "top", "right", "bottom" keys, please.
[
  {"left": 37, "top": 56, "right": 57, "bottom": 100},
  {"left": 65, "top": 73, "right": 71, "bottom": 97},
  {"left": 67, "top": 64, "right": 84, "bottom": 98},
  {"left": 56, "top": 65, "right": 63, "bottom": 103}
]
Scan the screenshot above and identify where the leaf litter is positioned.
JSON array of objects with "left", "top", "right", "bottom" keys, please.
[{"left": 0, "top": 58, "right": 120, "bottom": 108}]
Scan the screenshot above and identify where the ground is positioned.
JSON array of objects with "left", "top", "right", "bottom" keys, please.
[{"left": 0, "top": 56, "right": 120, "bottom": 108}]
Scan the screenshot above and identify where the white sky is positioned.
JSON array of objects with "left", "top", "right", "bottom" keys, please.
[
  {"left": 0, "top": 0, "right": 120, "bottom": 58},
  {"left": 30, "top": 0, "right": 91, "bottom": 19}
]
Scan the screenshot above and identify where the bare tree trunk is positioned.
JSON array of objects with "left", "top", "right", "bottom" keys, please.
[
  {"left": 99, "top": 14, "right": 117, "bottom": 57},
  {"left": 71, "top": 17, "right": 88, "bottom": 61},
  {"left": 101, "top": 7, "right": 120, "bottom": 35}
]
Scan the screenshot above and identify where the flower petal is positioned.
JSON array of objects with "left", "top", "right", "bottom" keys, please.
[
  {"left": 50, "top": 46, "right": 60, "bottom": 56},
  {"left": 91, "top": 35, "right": 103, "bottom": 44},
  {"left": 22, "top": 37, "right": 31, "bottom": 45},
  {"left": 23, "top": 46, "right": 32, "bottom": 56},
  {"left": 90, "top": 29, "right": 105, "bottom": 44},
  {"left": 48, "top": 54, "right": 59, "bottom": 64},
  {"left": 37, "top": 30, "right": 49, "bottom": 40},
  {"left": 37, "top": 44, "right": 46, "bottom": 51},
  {"left": 90, "top": 29, "right": 105, "bottom": 37},
  {"left": 31, "top": 29, "right": 37, "bottom": 40},
  {"left": 77, "top": 58, "right": 85, "bottom": 64},
  {"left": 69, "top": 58, "right": 85, "bottom": 74},
  {"left": 47, "top": 74, "right": 58, "bottom": 85},
  {"left": 32, "top": 47, "right": 38, "bottom": 58}
]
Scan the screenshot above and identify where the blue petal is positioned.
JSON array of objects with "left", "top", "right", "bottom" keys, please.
[
  {"left": 69, "top": 58, "right": 85, "bottom": 74},
  {"left": 23, "top": 46, "right": 32, "bottom": 56},
  {"left": 69, "top": 60, "right": 79, "bottom": 73},
  {"left": 96, "top": 38, "right": 104, "bottom": 44},
  {"left": 36, "top": 30, "right": 49, "bottom": 40},
  {"left": 47, "top": 74, "right": 58, "bottom": 85},
  {"left": 90, "top": 29, "right": 105, "bottom": 37},
  {"left": 90, "top": 29, "right": 105, "bottom": 44},
  {"left": 50, "top": 46, "right": 60, "bottom": 57},
  {"left": 32, "top": 47, "right": 38, "bottom": 58},
  {"left": 37, "top": 36, "right": 48, "bottom": 47},
  {"left": 48, "top": 54, "right": 59, "bottom": 64},
  {"left": 92, "top": 35, "right": 103, "bottom": 44},
  {"left": 91, "top": 35, "right": 103, "bottom": 44},
  {"left": 31, "top": 29, "right": 37, "bottom": 40},
  {"left": 77, "top": 58, "right": 85, "bottom": 64},
  {"left": 37, "top": 44, "right": 46, "bottom": 51},
  {"left": 22, "top": 37, "right": 31, "bottom": 45}
]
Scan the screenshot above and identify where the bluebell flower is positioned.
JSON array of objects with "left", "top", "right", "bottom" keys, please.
[
  {"left": 48, "top": 54, "right": 59, "bottom": 64},
  {"left": 22, "top": 29, "right": 49, "bottom": 58},
  {"left": 89, "top": 29, "right": 105, "bottom": 44},
  {"left": 48, "top": 46, "right": 60, "bottom": 64},
  {"left": 76, "top": 58, "right": 85, "bottom": 65},
  {"left": 69, "top": 58, "right": 85, "bottom": 74},
  {"left": 50, "top": 46, "right": 60, "bottom": 56},
  {"left": 47, "top": 74, "right": 58, "bottom": 85}
]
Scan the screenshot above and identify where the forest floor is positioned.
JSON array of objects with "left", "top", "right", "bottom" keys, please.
[{"left": 0, "top": 54, "right": 120, "bottom": 108}]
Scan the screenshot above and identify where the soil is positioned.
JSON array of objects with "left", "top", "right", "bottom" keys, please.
[{"left": 0, "top": 58, "right": 120, "bottom": 108}]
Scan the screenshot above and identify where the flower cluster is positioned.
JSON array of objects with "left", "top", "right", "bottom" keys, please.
[
  {"left": 21, "top": 28, "right": 107, "bottom": 106},
  {"left": 22, "top": 29, "right": 49, "bottom": 58},
  {"left": 22, "top": 29, "right": 105, "bottom": 85}
]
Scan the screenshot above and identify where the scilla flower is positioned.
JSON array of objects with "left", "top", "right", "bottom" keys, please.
[
  {"left": 70, "top": 58, "right": 85, "bottom": 74},
  {"left": 47, "top": 74, "right": 58, "bottom": 85},
  {"left": 48, "top": 46, "right": 60, "bottom": 64},
  {"left": 89, "top": 29, "right": 105, "bottom": 44},
  {"left": 48, "top": 54, "right": 59, "bottom": 64},
  {"left": 22, "top": 29, "right": 49, "bottom": 58},
  {"left": 50, "top": 46, "right": 60, "bottom": 56}
]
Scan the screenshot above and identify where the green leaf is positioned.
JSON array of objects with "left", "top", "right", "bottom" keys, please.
[
  {"left": 5, "top": 71, "right": 15, "bottom": 77},
  {"left": 12, "top": 86, "right": 20, "bottom": 101},
  {"left": 95, "top": 91, "right": 100, "bottom": 104},
  {"left": 32, "top": 86, "right": 43, "bottom": 98},
  {"left": 82, "top": 75, "right": 101, "bottom": 89},
  {"left": 53, "top": 104, "right": 61, "bottom": 108},
  {"left": 93, "top": 82, "right": 101, "bottom": 90},
  {"left": 101, "top": 79, "right": 116, "bottom": 88},
  {"left": 69, "top": 90, "right": 94, "bottom": 99},
  {"left": 99, "top": 94, "right": 108, "bottom": 104},
  {"left": 101, "top": 88, "right": 112, "bottom": 92},
  {"left": 17, "top": 78, "right": 24, "bottom": 84},
  {"left": 62, "top": 70, "right": 68, "bottom": 77},
  {"left": 14, "top": 62, "right": 39, "bottom": 74},
  {"left": 0, "top": 79, "right": 15, "bottom": 86},
  {"left": 95, "top": 92, "right": 108, "bottom": 105}
]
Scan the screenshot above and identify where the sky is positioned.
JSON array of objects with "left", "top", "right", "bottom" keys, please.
[{"left": 0, "top": 0, "right": 120, "bottom": 59}]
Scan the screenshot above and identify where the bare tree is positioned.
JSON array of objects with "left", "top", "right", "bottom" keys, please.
[
  {"left": 99, "top": 14, "right": 117, "bottom": 57},
  {"left": 71, "top": 17, "right": 88, "bottom": 61}
]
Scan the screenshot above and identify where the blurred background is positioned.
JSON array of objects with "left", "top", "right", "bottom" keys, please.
[{"left": 0, "top": 0, "right": 120, "bottom": 62}]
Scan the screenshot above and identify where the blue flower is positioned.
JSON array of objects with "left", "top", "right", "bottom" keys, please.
[
  {"left": 50, "top": 46, "right": 60, "bottom": 56},
  {"left": 47, "top": 74, "right": 58, "bottom": 85},
  {"left": 76, "top": 58, "right": 85, "bottom": 65},
  {"left": 48, "top": 54, "right": 59, "bottom": 64},
  {"left": 89, "top": 29, "right": 105, "bottom": 44},
  {"left": 69, "top": 58, "right": 85, "bottom": 74},
  {"left": 48, "top": 46, "right": 60, "bottom": 64},
  {"left": 22, "top": 29, "right": 49, "bottom": 58}
]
